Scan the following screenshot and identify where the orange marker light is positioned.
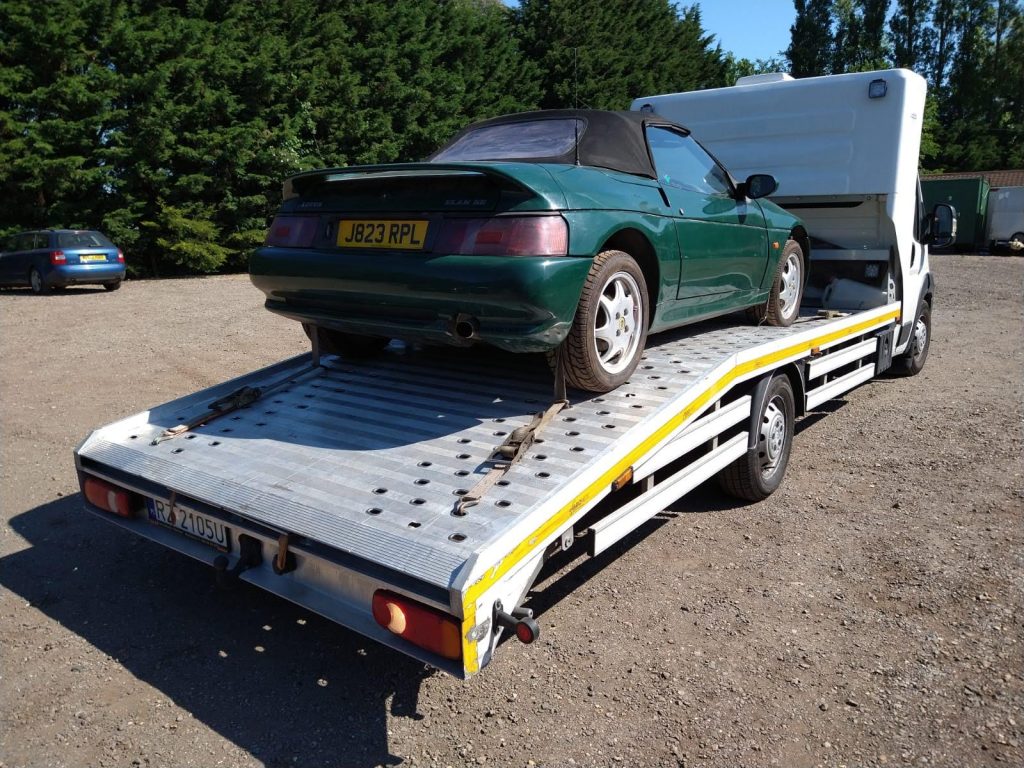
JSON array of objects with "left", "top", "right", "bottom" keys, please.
[
  {"left": 82, "top": 476, "right": 137, "bottom": 518},
  {"left": 772, "top": 241, "right": 780, "bottom": 249},
  {"left": 372, "top": 590, "right": 462, "bottom": 660},
  {"left": 611, "top": 466, "right": 634, "bottom": 491}
]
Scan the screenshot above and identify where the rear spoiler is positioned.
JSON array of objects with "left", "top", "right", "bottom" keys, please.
[{"left": 284, "top": 163, "right": 536, "bottom": 201}]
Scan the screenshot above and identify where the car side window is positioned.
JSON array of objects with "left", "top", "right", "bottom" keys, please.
[
  {"left": 34, "top": 232, "right": 49, "bottom": 249},
  {"left": 15, "top": 233, "right": 33, "bottom": 251},
  {"left": 646, "top": 126, "right": 733, "bottom": 197}
]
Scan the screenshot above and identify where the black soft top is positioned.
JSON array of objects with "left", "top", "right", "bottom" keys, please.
[{"left": 429, "top": 109, "right": 691, "bottom": 179}]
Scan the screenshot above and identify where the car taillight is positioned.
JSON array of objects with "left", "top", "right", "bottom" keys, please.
[
  {"left": 372, "top": 590, "right": 462, "bottom": 660},
  {"left": 82, "top": 476, "right": 138, "bottom": 518},
  {"left": 265, "top": 215, "right": 319, "bottom": 247},
  {"left": 116, "top": 249, "right": 125, "bottom": 262},
  {"left": 50, "top": 251, "right": 66, "bottom": 264},
  {"left": 434, "top": 215, "right": 568, "bottom": 256}
]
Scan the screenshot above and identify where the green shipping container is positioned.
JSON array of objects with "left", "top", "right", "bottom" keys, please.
[{"left": 922, "top": 177, "right": 991, "bottom": 251}]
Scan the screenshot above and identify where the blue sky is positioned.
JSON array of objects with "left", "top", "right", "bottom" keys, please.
[
  {"left": 502, "top": 1, "right": 797, "bottom": 64},
  {"left": 696, "top": 0, "right": 796, "bottom": 62}
]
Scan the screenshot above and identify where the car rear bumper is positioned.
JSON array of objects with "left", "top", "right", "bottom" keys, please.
[
  {"left": 48, "top": 263, "right": 125, "bottom": 287},
  {"left": 249, "top": 249, "right": 593, "bottom": 352}
]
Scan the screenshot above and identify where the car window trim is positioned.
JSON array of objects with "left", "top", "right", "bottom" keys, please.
[{"left": 645, "top": 125, "right": 738, "bottom": 199}]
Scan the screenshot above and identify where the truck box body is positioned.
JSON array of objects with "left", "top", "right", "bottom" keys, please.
[{"left": 922, "top": 177, "right": 990, "bottom": 250}]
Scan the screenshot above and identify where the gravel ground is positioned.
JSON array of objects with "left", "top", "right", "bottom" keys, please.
[{"left": 1, "top": 255, "right": 1021, "bottom": 768}]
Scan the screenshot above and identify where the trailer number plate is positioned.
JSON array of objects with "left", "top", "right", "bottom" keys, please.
[{"left": 147, "top": 498, "right": 231, "bottom": 552}]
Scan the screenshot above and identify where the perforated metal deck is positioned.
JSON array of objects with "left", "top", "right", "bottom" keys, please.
[{"left": 76, "top": 309, "right": 885, "bottom": 592}]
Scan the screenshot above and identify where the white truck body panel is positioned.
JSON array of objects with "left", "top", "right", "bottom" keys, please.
[{"left": 632, "top": 68, "right": 933, "bottom": 355}]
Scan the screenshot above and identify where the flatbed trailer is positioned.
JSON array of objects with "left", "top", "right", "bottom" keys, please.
[{"left": 75, "top": 302, "right": 901, "bottom": 677}]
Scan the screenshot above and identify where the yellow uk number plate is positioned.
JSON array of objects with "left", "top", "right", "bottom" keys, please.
[
  {"left": 337, "top": 220, "right": 428, "bottom": 250},
  {"left": 80, "top": 253, "right": 106, "bottom": 262}
]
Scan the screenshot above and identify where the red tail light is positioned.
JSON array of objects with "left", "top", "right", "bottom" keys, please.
[
  {"left": 116, "top": 249, "right": 125, "bottom": 262},
  {"left": 50, "top": 250, "right": 66, "bottom": 264},
  {"left": 265, "top": 215, "right": 319, "bottom": 247},
  {"left": 82, "top": 476, "right": 137, "bottom": 518},
  {"left": 434, "top": 215, "right": 568, "bottom": 256},
  {"left": 372, "top": 590, "right": 462, "bottom": 660}
]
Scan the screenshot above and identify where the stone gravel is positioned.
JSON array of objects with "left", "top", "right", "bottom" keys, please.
[{"left": 0, "top": 255, "right": 1020, "bottom": 768}]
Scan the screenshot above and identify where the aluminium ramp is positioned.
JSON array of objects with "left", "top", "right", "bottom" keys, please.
[{"left": 75, "top": 305, "right": 899, "bottom": 606}]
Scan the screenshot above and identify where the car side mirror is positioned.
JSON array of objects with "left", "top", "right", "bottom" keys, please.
[
  {"left": 740, "top": 174, "right": 778, "bottom": 200},
  {"left": 927, "top": 202, "right": 957, "bottom": 248}
]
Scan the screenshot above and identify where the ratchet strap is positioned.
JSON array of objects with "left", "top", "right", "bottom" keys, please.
[
  {"left": 151, "top": 364, "right": 321, "bottom": 445},
  {"left": 452, "top": 347, "right": 570, "bottom": 516}
]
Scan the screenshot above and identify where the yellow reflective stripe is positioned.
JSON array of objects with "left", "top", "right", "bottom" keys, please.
[
  {"left": 459, "top": 309, "right": 898, "bottom": 672},
  {"left": 462, "top": 602, "right": 479, "bottom": 675}
]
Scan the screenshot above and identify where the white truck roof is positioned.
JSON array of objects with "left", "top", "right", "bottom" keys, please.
[{"left": 632, "top": 68, "right": 926, "bottom": 204}]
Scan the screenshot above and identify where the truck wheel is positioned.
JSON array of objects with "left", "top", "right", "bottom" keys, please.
[
  {"left": 718, "top": 374, "right": 795, "bottom": 501},
  {"left": 762, "top": 239, "right": 803, "bottom": 327},
  {"left": 29, "top": 268, "right": 49, "bottom": 295},
  {"left": 891, "top": 300, "right": 930, "bottom": 376},
  {"left": 303, "top": 323, "right": 389, "bottom": 358},
  {"left": 560, "top": 250, "right": 648, "bottom": 393}
]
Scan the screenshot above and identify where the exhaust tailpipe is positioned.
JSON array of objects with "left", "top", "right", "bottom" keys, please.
[{"left": 453, "top": 314, "right": 479, "bottom": 340}]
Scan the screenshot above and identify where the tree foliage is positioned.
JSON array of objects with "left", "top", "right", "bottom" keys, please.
[
  {"left": 0, "top": 0, "right": 545, "bottom": 274},
  {"left": 517, "top": 0, "right": 727, "bottom": 110},
  {"left": 2, "top": 0, "right": 1018, "bottom": 275},
  {"left": 785, "top": 0, "right": 1023, "bottom": 171}
]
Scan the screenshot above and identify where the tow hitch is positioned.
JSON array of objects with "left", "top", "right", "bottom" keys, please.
[{"left": 213, "top": 535, "right": 263, "bottom": 588}]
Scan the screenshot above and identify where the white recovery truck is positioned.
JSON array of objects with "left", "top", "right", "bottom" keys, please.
[{"left": 75, "top": 69, "right": 954, "bottom": 678}]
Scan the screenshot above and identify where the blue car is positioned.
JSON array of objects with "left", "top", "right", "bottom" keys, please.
[{"left": 0, "top": 229, "right": 126, "bottom": 293}]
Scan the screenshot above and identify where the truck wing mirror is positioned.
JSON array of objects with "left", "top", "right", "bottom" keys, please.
[
  {"left": 739, "top": 174, "right": 778, "bottom": 200},
  {"left": 928, "top": 203, "right": 957, "bottom": 249}
]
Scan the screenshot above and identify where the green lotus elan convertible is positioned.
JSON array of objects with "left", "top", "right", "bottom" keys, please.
[{"left": 250, "top": 109, "right": 807, "bottom": 393}]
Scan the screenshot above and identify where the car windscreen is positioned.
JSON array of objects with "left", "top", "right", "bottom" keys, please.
[
  {"left": 432, "top": 118, "right": 584, "bottom": 162},
  {"left": 56, "top": 231, "right": 115, "bottom": 249}
]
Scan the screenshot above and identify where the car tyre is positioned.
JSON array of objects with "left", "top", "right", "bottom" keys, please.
[
  {"left": 104, "top": 280, "right": 122, "bottom": 292},
  {"left": 29, "top": 268, "right": 49, "bottom": 295},
  {"left": 891, "top": 300, "right": 930, "bottom": 376},
  {"left": 302, "top": 323, "right": 390, "bottom": 358},
  {"left": 761, "top": 239, "right": 803, "bottom": 327},
  {"left": 718, "top": 374, "right": 795, "bottom": 501},
  {"left": 559, "top": 250, "right": 648, "bottom": 393}
]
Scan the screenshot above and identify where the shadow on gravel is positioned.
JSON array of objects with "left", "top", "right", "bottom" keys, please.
[
  {"left": 526, "top": 478, "right": 743, "bottom": 621},
  {"left": 3, "top": 495, "right": 430, "bottom": 768},
  {"left": 796, "top": 399, "right": 847, "bottom": 434},
  {"left": 0, "top": 286, "right": 109, "bottom": 297}
]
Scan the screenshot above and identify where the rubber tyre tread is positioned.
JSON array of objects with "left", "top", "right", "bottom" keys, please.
[
  {"left": 104, "top": 281, "right": 122, "bottom": 292},
  {"left": 717, "top": 375, "right": 795, "bottom": 502},
  {"left": 763, "top": 239, "right": 803, "bottom": 327},
  {"left": 29, "top": 268, "right": 49, "bottom": 295},
  {"left": 891, "top": 301, "right": 930, "bottom": 376},
  {"left": 560, "top": 250, "right": 649, "bottom": 393}
]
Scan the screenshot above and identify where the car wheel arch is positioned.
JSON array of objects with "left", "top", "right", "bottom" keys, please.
[{"left": 599, "top": 227, "right": 659, "bottom": 327}]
